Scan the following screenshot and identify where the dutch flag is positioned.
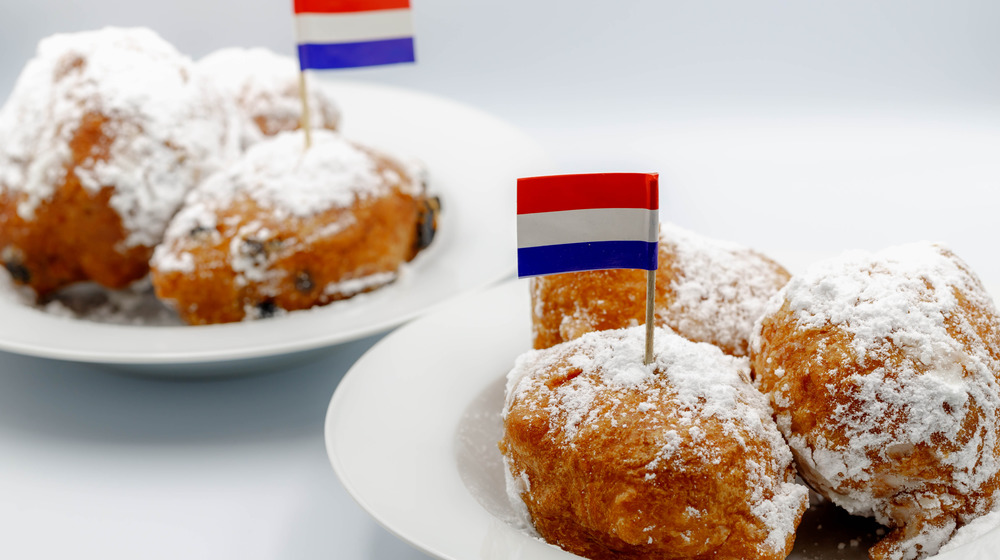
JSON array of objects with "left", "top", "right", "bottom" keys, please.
[
  {"left": 516, "top": 173, "right": 659, "bottom": 278},
  {"left": 293, "top": 0, "right": 416, "bottom": 70}
]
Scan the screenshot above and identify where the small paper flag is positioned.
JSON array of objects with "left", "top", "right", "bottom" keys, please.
[
  {"left": 516, "top": 173, "right": 659, "bottom": 278},
  {"left": 293, "top": 0, "right": 415, "bottom": 70}
]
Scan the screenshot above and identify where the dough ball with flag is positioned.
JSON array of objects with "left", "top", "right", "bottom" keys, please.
[
  {"left": 196, "top": 47, "right": 342, "bottom": 147},
  {"left": 150, "top": 129, "right": 438, "bottom": 324},
  {"left": 530, "top": 223, "right": 791, "bottom": 357},
  {"left": 500, "top": 324, "right": 809, "bottom": 560}
]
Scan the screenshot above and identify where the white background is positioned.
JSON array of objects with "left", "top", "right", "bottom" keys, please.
[{"left": 1, "top": 1, "right": 999, "bottom": 558}]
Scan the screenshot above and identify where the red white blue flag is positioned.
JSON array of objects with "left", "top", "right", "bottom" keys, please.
[
  {"left": 517, "top": 173, "right": 659, "bottom": 278},
  {"left": 293, "top": 0, "right": 415, "bottom": 70}
]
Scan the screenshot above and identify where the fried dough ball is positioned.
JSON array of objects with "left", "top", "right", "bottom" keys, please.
[
  {"left": 751, "top": 243, "right": 1000, "bottom": 560},
  {"left": 500, "top": 325, "right": 809, "bottom": 560},
  {"left": 0, "top": 27, "right": 237, "bottom": 298},
  {"left": 150, "top": 129, "right": 438, "bottom": 324},
  {"left": 196, "top": 47, "right": 340, "bottom": 146},
  {"left": 531, "top": 223, "right": 790, "bottom": 356}
]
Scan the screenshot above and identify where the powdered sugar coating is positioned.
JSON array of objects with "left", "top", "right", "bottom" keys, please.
[
  {"left": 196, "top": 47, "right": 340, "bottom": 146},
  {"left": 659, "top": 222, "right": 791, "bottom": 356},
  {"left": 502, "top": 325, "right": 808, "bottom": 558},
  {"left": 154, "top": 129, "right": 397, "bottom": 263},
  {"left": 751, "top": 242, "right": 1000, "bottom": 560},
  {"left": 938, "top": 506, "right": 1000, "bottom": 554},
  {"left": 0, "top": 27, "right": 238, "bottom": 248},
  {"left": 149, "top": 127, "right": 430, "bottom": 324}
]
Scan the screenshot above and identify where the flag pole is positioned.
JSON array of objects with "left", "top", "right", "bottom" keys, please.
[
  {"left": 644, "top": 269, "right": 655, "bottom": 365},
  {"left": 298, "top": 70, "right": 313, "bottom": 150}
]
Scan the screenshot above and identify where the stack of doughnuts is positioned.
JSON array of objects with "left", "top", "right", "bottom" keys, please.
[
  {"left": 504, "top": 228, "right": 1000, "bottom": 560},
  {"left": 0, "top": 28, "right": 439, "bottom": 323},
  {"left": 0, "top": 27, "right": 236, "bottom": 298},
  {"left": 506, "top": 225, "right": 806, "bottom": 559}
]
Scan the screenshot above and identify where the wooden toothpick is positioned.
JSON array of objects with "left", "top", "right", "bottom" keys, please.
[
  {"left": 298, "top": 70, "right": 313, "bottom": 150},
  {"left": 644, "top": 268, "right": 655, "bottom": 365}
]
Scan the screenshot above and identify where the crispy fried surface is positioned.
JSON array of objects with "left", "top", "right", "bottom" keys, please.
[
  {"left": 531, "top": 224, "right": 790, "bottom": 356},
  {"left": 150, "top": 145, "right": 430, "bottom": 325},
  {"left": 0, "top": 112, "right": 152, "bottom": 297},
  {"left": 501, "top": 327, "right": 808, "bottom": 560},
  {"left": 0, "top": 29, "right": 230, "bottom": 299},
  {"left": 751, "top": 244, "right": 1000, "bottom": 560}
]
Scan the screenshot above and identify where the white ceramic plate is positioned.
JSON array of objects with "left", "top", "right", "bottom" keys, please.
[
  {"left": 0, "top": 81, "right": 551, "bottom": 368},
  {"left": 325, "top": 280, "right": 1000, "bottom": 560}
]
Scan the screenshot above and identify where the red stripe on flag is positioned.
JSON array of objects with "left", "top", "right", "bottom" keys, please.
[
  {"left": 293, "top": 0, "right": 409, "bottom": 14},
  {"left": 517, "top": 173, "right": 659, "bottom": 214}
]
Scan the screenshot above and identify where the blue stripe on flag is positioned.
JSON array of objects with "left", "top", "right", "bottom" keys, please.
[
  {"left": 298, "top": 37, "right": 415, "bottom": 69},
  {"left": 517, "top": 240, "right": 658, "bottom": 278}
]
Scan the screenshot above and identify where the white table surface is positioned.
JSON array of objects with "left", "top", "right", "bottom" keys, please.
[
  {"left": 2, "top": 1, "right": 1000, "bottom": 558},
  {"left": 0, "top": 335, "right": 435, "bottom": 559}
]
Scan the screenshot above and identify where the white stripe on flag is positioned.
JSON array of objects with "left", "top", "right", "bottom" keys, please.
[
  {"left": 295, "top": 10, "right": 413, "bottom": 44},
  {"left": 517, "top": 208, "right": 658, "bottom": 249}
]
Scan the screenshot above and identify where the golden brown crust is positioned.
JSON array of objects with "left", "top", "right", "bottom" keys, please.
[
  {"left": 0, "top": 28, "right": 232, "bottom": 300},
  {"left": 501, "top": 327, "right": 808, "bottom": 560},
  {"left": 0, "top": 111, "right": 151, "bottom": 297},
  {"left": 531, "top": 267, "right": 648, "bottom": 350},
  {"left": 150, "top": 144, "right": 431, "bottom": 325},
  {"left": 531, "top": 225, "right": 790, "bottom": 356}
]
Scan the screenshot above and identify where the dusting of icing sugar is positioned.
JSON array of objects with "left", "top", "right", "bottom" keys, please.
[
  {"left": 196, "top": 129, "right": 381, "bottom": 217},
  {"left": 659, "top": 222, "right": 790, "bottom": 356},
  {"left": 757, "top": 243, "right": 1000, "bottom": 486},
  {"left": 152, "top": 129, "right": 391, "bottom": 274},
  {"left": 501, "top": 455, "right": 539, "bottom": 536},
  {"left": 228, "top": 222, "right": 279, "bottom": 287},
  {"left": 751, "top": 242, "right": 1000, "bottom": 558},
  {"left": 154, "top": 250, "right": 195, "bottom": 275},
  {"left": 323, "top": 271, "right": 398, "bottom": 297},
  {"left": 195, "top": 47, "right": 340, "bottom": 146},
  {"left": 939, "top": 506, "right": 1000, "bottom": 553},
  {"left": 398, "top": 156, "right": 428, "bottom": 198},
  {"left": 0, "top": 27, "right": 239, "bottom": 248},
  {"left": 505, "top": 326, "right": 757, "bottom": 447},
  {"left": 503, "top": 325, "right": 809, "bottom": 553},
  {"left": 775, "top": 243, "right": 992, "bottom": 378}
]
